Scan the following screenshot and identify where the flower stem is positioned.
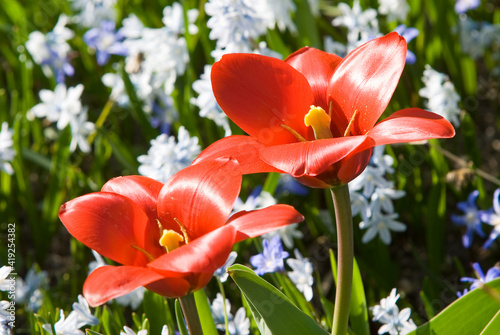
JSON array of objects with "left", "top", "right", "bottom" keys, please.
[
  {"left": 179, "top": 292, "right": 204, "bottom": 335},
  {"left": 330, "top": 184, "right": 353, "bottom": 335}
]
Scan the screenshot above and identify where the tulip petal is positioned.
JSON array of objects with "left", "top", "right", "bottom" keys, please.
[
  {"left": 158, "top": 158, "right": 241, "bottom": 239},
  {"left": 258, "top": 136, "right": 370, "bottom": 177},
  {"left": 368, "top": 108, "right": 456, "bottom": 146},
  {"left": 228, "top": 205, "right": 304, "bottom": 243},
  {"left": 328, "top": 32, "right": 407, "bottom": 136},
  {"left": 101, "top": 175, "right": 165, "bottom": 259},
  {"left": 83, "top": 265, "right": 164, "bottom": 307},
  {"left": 285, "top": 47, "right": 342, "bottom": 110},
  {"left": 59, "top": 193, "right": 151, "bottom": 266},
  {"left": 147, "top": 225, "right": 236, "bottom": 278},
  {"left": 193, "top": 135, "right": 283, "bottom": 174},
  {"left": 212, "top": 53, "right": 314, "bottom": 145}
]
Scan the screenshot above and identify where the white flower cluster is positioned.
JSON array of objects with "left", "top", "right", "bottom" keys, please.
[
  {"left": 326, "top": 0, "right": 380, "bottom": 57},
  {"left": 29, "top": 83, "right": 95, "bottom": 153},
  {"left": 377, "top": 0, "right": 409, "bottom": 23},
  {"left": 70, "top": 0, "right": 117, "bottom": 28},
  {"left": 457, "top": 16, "right": 500, "bottom": 75},
  {"left": 0, "top": 123, "right": 16, "bottom": 175},
  {"left": 137, "top": 126, "right": 201, "bottom": 183},
  {"left": 25, "top": 15, "right": 75, "bottom": 83},
  {"left": 102, "top": 3, "right": 197, "bottom": 130},
  {"left": 419, "top": 65, "right": 462, "bottom": 126},
  {"left": 211, "top": 293, "right": 250, "bottom": 335},
  {"left": 371, "top": 289, "right": 417, "bottom": 335},
  {"left": 351, "top": 146, "right": 407, "bottom": 245},
  {"left": 42, "top": 295, "right": 99, "bottom": 335}
]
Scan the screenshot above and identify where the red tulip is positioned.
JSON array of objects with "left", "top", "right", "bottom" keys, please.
[
  {"left": 194, "top": 32, "right": 455, "bottom": 188},
  {"left": 59, "top": 158, "right": 303, "bottom": 306}
]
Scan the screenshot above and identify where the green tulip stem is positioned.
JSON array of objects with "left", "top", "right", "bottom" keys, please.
[
  {"left": 179, "top": 292, "right": 204, "bottom": 335},
  {"left": 330, "top": 184, "right": 354, "bottom": 335}
]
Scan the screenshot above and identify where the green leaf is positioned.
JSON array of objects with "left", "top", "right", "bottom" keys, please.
[
  {"left": 175, "top": 299, "right": 189, "bottom": 335},
  {"left": 408, "top": 278, "right": 500, "bottom": 334},
  {"left": 119, "top": 64, "right": 156, "bottom": 142},
  {"left": 86, "top": 330, "right": 103, "bottom": 335},
  {"left": 481, "top": 310, "right": 500, "bottom": 335},
  {"left": 349, "top": 257, "right": 370, "bottom": 335},
  {"left": 193, "top": 289, "right": 219, "bottom": 335},
  {"left": 228, "top": 264, "right": 329, "bottom": 335}
]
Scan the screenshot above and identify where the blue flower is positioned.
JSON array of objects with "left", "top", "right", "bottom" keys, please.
[
  {"left": 479, "top": 188, "right": 500, "bottom": 249},
  {"left": 250, "top": 235, "right": 289, "bottom": 275},
  {"left": 84, "top": 20, "right": 128, "bottom": 65},
  {"left": 451, "top": 190, "right": 485, "bottom": 248},
  {"left": 460, "top": 262, "right": 500, "bottom": 295},
  {"left": 394, "top": 25, "right": 419, "bottom": 64}
]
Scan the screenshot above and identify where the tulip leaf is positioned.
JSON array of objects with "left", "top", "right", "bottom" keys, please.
[
  {"left": 481, "top": 310, "right": 500, "bottom": 335},
  {"left": 408, "top": 278, "right": 500, "bottom": 334},
  {"left": 228, "top": 264, "right": 329, "bottom": 335},
  {"left": 175, "top": 299, "right": 189, "bottom": 335},
  {"left": 193, "top": 289, "right": 219, "bottom": 335},
  {"left": 349, "top": 257, "right": 370, "bottom": 335},
  {"left": 86, "top": 330, "right": 103, "bottom": 335}
]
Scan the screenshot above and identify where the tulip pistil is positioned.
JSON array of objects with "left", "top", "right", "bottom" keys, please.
[
  {"left": 157, "top": 219, "right": 191, "bottom": 253},
  {"left": 304, "top": 105, "right": 333, "bottom": 140}
]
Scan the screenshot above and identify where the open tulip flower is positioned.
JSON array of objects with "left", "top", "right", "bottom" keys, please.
[
  {"left": 195, "top": 32, "right": 455, "bottom": 188},
  {"left": 59, "top": 158, "right": 303, "bottom": 307}
]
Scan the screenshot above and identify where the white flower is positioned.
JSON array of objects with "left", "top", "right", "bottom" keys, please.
[
  {"left": 210, "top": 294, "right": 250, "bottom": 335},
  {"left": 42, "top": 310, "right": 83, "bottom": 335},
  {"left": 332, "top": 0, "right": 379, "bottom": 49},
  {"left": 114, "top": 287, "right": 145, "bottom": 311},
  {"left": 205, "top": 0, "right": 267, "bottom": 51},
  {"left": 0, "top": 301, "right": 11, "bottom": 322},
  {"left": 16, "top": 266, "right": 48, "bottom": 312},
  {"left": 286, "top": 249, "right": 314, "bottom": 301},
  {"left": 121, "top": 326, "right": 147, "bottom": 335},
  {"left": 71, "top": 295, "right": 98, "bottom": 328},
  {"left": 162, "top": 2, "right": 199, "bottom": 35},
  {"left": 0, "top": 124, "right": 15, "bottom": 175},
  {"left": 371, "top": 289, "right": 416, "bottom": 335},
  {"left": 228, "top": 307, "right": 250, "bottom": 335},
  {"left": 70, "top": 0, "right": 117, "bottom": 28},
  {"left": 69, "top": 108, "right": 95, "bottom": 153},
  {"left": 214, "top": 251, "right": 238, "bottom": 283},
  {"left": 191, "top": 65, "right": 232, "bottom": 136},
  {"left": 31, "top": 84, "right": 84, "bottom": 130},
  {"left": 0, "top": 267, "right": 12, "bottom": 292},
  {"left": 360, "top": 212, "right": 407, "bottom": 244},
  {"left": 161, "top": 325, "right": 169, "bottom": 335},
  {"left": 233, "top": 187, "right": 276, "bottom": 213},
  {"left": 419, "top": 65, "right": 461, "bottom": 126},
  {"left": 370, "top": 146, "right": 395, "bottom": 175},
  {"left": 138, "top": 126, "right": 200, "bottom": 183},
  {"left": 251, "top": 0, "right": 297, "bottom": 32},
  {"left": 263, "top": 223, "right": 303, "bottom": 249},
  {"left": 350, "top": 165, "right": 392, "bottom": 198},
  {"left": 378, "top": 0, "right": 409, "bottom": 22},
  {"left": 350, "top": 190, "right": 371, "bottom": 222},
  {"left": 370, "top": 185, "right": 406, "bottom": 215},
  {"left": 25, "top": 15, "right": 75, "bottom": 82}
]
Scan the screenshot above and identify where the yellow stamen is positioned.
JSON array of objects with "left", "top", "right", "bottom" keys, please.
[
  {"left": 281, "top": 124, "right": 307, "bottom": 142},
  {"left": 343, "top": 109, "right": 359, "bottom": 137},
  {"left": 159, "top": 229, "right": 184, "bottom": 253},
  {"left": 131, "top": 245, "right": 155, "bottom": 262},
  {"left": 174, "top": 218, "right": 191, "bottom": 244},
  {"left": 304, "top": 105, "right": 333, "bottom": 140}
]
